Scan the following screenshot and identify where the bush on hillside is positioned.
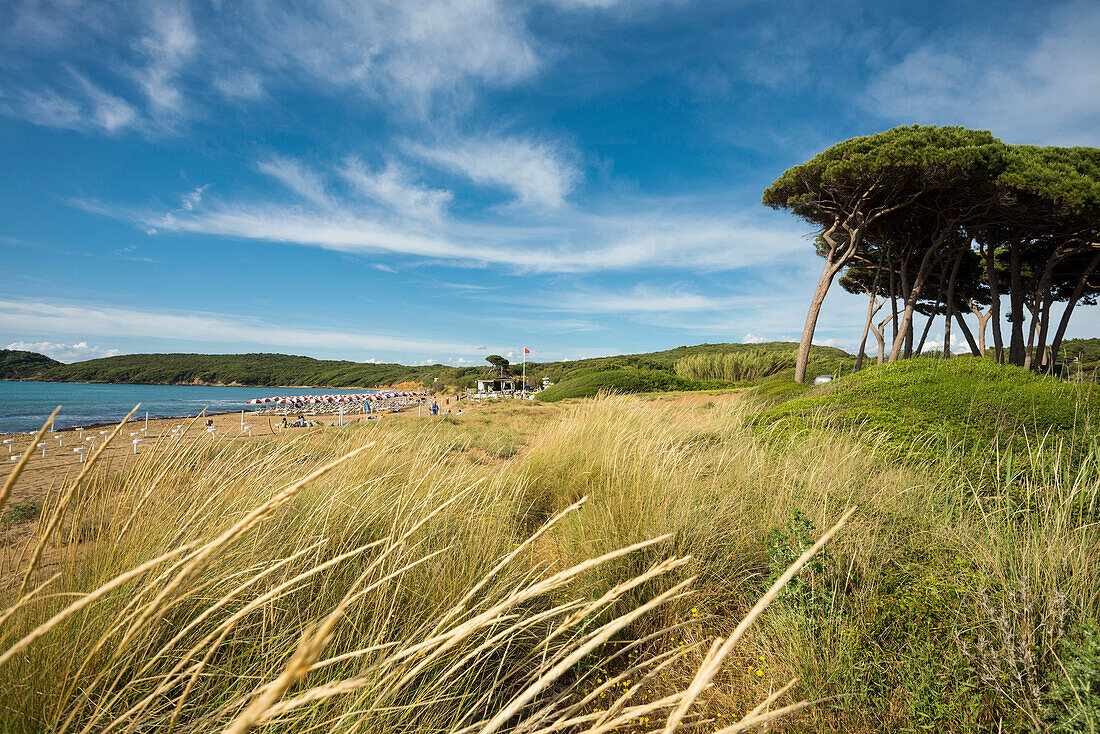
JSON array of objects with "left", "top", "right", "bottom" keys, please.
[
  {"left": 751, "top": 357, "right": 1100, "bottom": 479},
  {"left": 537, "top": 367, "right": 729, "bottom": 401},
  {"left": 674, "top": 350, "right": 796, "bottom": 383}
]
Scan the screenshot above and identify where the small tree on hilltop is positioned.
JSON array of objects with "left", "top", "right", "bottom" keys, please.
[{"left": 485, "top": 355, "right": 510, "bottom": 376}]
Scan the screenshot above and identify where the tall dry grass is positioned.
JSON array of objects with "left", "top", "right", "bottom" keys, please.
[
  {"left": 4, "top": 391, "right": 1095, "bottom": 732},
  {"left": 0, "top": 404, "right": 846, "bottom": 733},
  {"left": 508, "top": 394, "right": 1100, "bottom": 730}
]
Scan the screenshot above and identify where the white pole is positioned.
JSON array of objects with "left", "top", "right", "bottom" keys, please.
[
  {"left": 522, "top": 348, "right": 526, "bottom": 399},
  {"left": 145, "top": 411, "right": 149, "bottom": 433}
]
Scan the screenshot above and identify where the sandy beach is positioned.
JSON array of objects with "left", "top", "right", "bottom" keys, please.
[{"left": 0, "top": 394, "right": 464, "bottom": 517}]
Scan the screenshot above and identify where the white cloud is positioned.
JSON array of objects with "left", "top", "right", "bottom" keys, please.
[
  {"left": 123, "top": 198, "right": 804, "bottom": 273},
  {"left": 71, "top": 71, "right": 137, "bottom": 131},
  {"left": 17, "top": 87, "right": 85, "bottom": 130},
  {"left": 0, "top": 299, "right": 494, "bottom": 357},
  {"left": 241, "top": 0, "right": 540, "bottom": 112},
  {"left": 133, "top": 7, "right": 196, "bottom": 113},
  {"left": 1, "top": 4, "right": 192, "bottom": 134},
  {"left": 341, "top": 159, "right": 452, "bottom": 221},
  {"left": 865, "top": 2, "right": 1100, "bottom": 144},
  {"left": 257, "top": 156, "right": 331, "bottom": 207},
  {"left": 743, "top": 333, "right": 766, "bottom": 343},
  {"left": 14, "top": 72, "right": 137, "bottom": 134},
  {"left": 546, "top": 285, "right": 738, "bottom": 314},
  {"left": 2, "top": 0, "right": 540, "bottom": 133},
  {"left": 214, "top": 71, "right": 264, "bottom": 100},
  {"left": 5, "top": 340, "right": 122, "bottom": 363},
  {"left": 180, "top": 185, "right": 210, "bottom": 211},
  {"left": 90, "top": 186, "right": 806, "bottom": 274},
  {"left": 407, "top": 137, "right": 580, "bottom": 209}
]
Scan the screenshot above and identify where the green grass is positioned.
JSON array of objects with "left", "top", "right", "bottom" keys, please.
[
  {"left": 536, "top": 367, "right": 731, "bottom": 402},
  {"left": 2, "top": 500, "right": 42, "bottom": 526},
  {"left": 752, "top": 357, "right": 1100, "bottom": 479}
]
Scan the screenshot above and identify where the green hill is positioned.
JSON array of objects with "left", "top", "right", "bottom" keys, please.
[
  {"left": 1059, "top": 338, "right": 1100, "bottom": 375},
  {"left": 0, "top": 342, "right": 854, "bottom": 390},
  {"left": 34, "top": 353, "right": 454, "bottom": 388},
  {"left": 0, "top": 349, "right": 63, "bottom": 379},
  {"left": 535, "top": 343, "right": 854, "bottom": 401}
]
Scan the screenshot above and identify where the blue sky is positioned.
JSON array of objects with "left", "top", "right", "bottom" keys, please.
[{"left": 2, "top": 0, "right": 1098, "bottom": 366}]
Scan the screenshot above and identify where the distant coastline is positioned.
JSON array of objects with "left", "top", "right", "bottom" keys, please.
[{"left": 2, "top": 378, "right": 359, "bottom": 390}]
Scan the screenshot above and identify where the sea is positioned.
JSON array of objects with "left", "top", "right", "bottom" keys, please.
[{"left": 0, "top": 381, "right": 377, "bottom": 434}]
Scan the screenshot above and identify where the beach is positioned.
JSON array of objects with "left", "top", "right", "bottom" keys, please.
[{"left": 0, "top": 395, "right": 464, "bottom": 522}]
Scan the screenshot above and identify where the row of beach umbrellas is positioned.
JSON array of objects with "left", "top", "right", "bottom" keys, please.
[{"left": 245, "top": 391, "right": 423, "bottom": 405}]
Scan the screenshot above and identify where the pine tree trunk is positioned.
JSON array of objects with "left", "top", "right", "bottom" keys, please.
[
  {"left": 1008, "top": 240, "right": 1026, "bottom": 366},
  {"left": 890, "top": 233, "right": 949, "bottom": 362},
  {"left": 1023, "top": 294, "right": 1040, "bottom": 370},
  {"left": 871, "top": 317, "right": 888, "bottom": 364},
  {"left": 943, "top": 250, "right": 963, "bottom": 358},
  {"left": 954, "top": 312, "right": 981, "bottom": 356},
  {"left": 795, "top": 259, "right": 839, "bottom": 383},
  {"left": 916, "top": 314, "right": 935, "bottom": 355},
  {"left": 1035, "top": 292, "right": 1054, "bottom": 373},
  {"left": 854, "top": 263, "right": 884, "bottom": 373},
  {"left": 1049, "top": 250, "right": 1100, "bottom": 371},
  {"left": 1033, "top": 250, "right": 1068, "bottom": 373},
  {"left": 889, "top": 266, "right": 899, "bottom": 349},
  {"left": 984, "top": 241, "right": 1005, "bottom": 363},
  {"left": 969, "top": 301, "right": 992, "bottom": 356}
]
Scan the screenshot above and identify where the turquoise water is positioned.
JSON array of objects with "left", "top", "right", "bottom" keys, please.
[{"left": 0, "top": 381, "right": 375, "bottom": 433}]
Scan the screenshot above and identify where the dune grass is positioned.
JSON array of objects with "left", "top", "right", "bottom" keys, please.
[
  {"left": 673, "top": 351, "right": 796, "bottom": 383},
  {"left": 1, "top": 367, "right": 1098, "bottom": 733},
  {"left": 0, "top": 401, "right": 847, "bottom": 734}
]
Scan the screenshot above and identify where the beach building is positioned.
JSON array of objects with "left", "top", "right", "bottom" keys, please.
[{"left": 471, "top": 377, "right": 517, "bottom": 399}]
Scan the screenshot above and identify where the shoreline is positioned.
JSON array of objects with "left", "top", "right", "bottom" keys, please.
[
  {"left": 0, "top": 384, "right": 432, "bottom": 435},
  {"left": 0, "top": 394, "right": 461, "bottom": 519},
  {"left": 0, "top": 400, "right": 435, "bottom": 437},
  {"left": 0, "top": 378, "right": 376, "bottom": 389}
]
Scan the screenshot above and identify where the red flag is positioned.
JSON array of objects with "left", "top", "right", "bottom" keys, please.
[{"left": 524, "top": 348, "right": 530, "bottom": 354}]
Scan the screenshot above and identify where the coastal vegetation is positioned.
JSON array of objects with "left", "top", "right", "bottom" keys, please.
[
  {"left": 1, "top": 358, "right": 1097, "bottom": 732},
  {"left": 0, "top": 342, "right": 854, "bottom": 391},
  {"left": 764, "top": 125, "right": 1100, "bottom": 382},
  {"left": 673, "top": 350, "right": 797, "bottom": 383},
  {"left": 0, "top": 349, "right": 61, "bottom": 380}
]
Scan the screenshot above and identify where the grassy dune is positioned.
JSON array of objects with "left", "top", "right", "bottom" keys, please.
[{"left": 2, "top": 362, "right": 1099, "bottom": 732}]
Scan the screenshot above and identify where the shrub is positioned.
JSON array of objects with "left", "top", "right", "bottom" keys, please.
[
  {"left": 674, "top": 350, "right": 797, "bottom": 383},
  {"left": 750, "top": 358, "right": 1100, "bottom": 480},
  {"left": 2, "top": 500, "right": 41, "bottom": 526},
  {"left": 1047, "top": 619, "right": 1100, "bottom": 733},
  {"left": 537, "top": 367, "right": 725, "bottom": 401}
]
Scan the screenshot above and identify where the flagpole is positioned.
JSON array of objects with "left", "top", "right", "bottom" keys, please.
[{"left": 522, "top": 348, "right": 526, "bottom": 397}]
